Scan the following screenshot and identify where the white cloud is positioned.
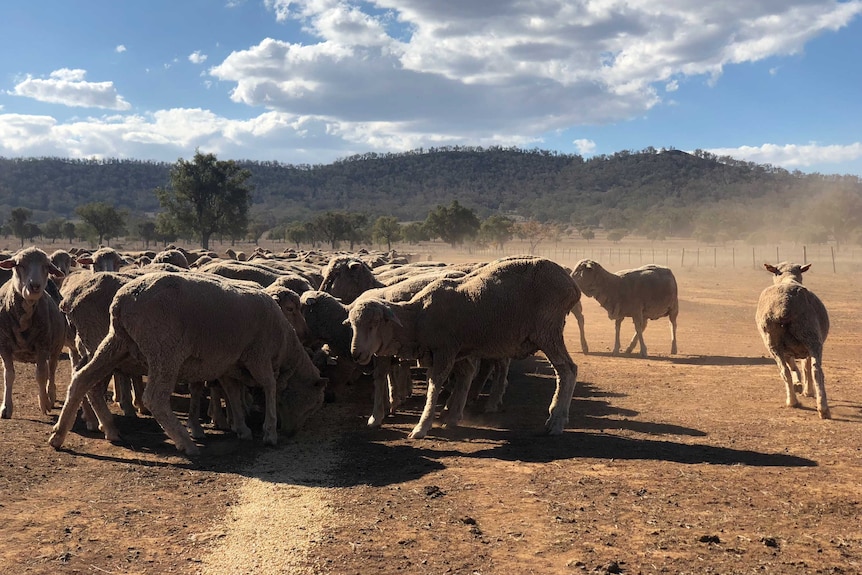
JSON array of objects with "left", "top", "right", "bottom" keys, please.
[
  {"left": 237, "top": 1, "right": 862, "bottom": 155},
  {"left": 705, "top": 142, "right": 862, "bottom": 170},
  {"left": 189, "top": 50, "right": 208, "bottom": 64},
  {"left": 9, "top": 68, "right": 131, "bottom": 110},
  {"left": 116, "top": 44, "right": 127, "bottom": 53},
  {"left": 573, "top": 138, "right": 597, "bottom": 155}
]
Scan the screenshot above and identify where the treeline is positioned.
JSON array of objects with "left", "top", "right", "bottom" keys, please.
[{"left": 1, "top": 147, "right": 861, "bottom": 247}]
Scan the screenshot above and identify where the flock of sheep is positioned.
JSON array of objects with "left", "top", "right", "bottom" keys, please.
[{"left": 0, "top": 242, "right": 832, "bottom": 457}]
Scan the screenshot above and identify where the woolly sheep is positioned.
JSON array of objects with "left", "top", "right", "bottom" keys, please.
[
  {"left": 572, "top": 260, "right": 678, "bottom": 357},
  {"left": 347, "top": 256, "right": 581, "bottom": 438},
  {"left": 0, "top": 248, "right": 67, "bottom": 418},
  {"left": 320, "top": 256, "right": 384, "bottom": 304},
  {"left": 76, "top": 247, "right": 129, "bottom": 272},
  {"left": 755, "top": 262, "right": 830, "bottom": 418},
  {"left": 49, "top": 249, "right": 76, "bottom": 290},
  {"left": 49, "top": 272, "right": 327, "bottom": 455}
]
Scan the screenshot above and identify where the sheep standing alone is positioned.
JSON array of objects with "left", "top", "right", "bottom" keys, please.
[
  {"left": 49, "top": 272, "right": 326, "bottom": 455},
  {"left": 755, "top": 262, "right": 830, "bottom": 418},
  {"left": 347, "top": 256, "right": 581, "bottom": 438},
  {"left": 0, "top": 247, "right": 67, "bottom": 418},
  {"left": 572, "top": 260, "right": 678, "bottom": 357}
]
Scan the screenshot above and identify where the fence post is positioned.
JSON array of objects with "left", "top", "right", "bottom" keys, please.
[
  {"left": 752, "top": 247, "right": 756, "bottom": 269},
  {"left": 681, "top": 248, "right": 685, "bottom": 268},
  {"left": 832, "top": 246, "right": 836, "bottom": 273},
  {"left": 776, "top": 246, "right": 780, "bottom": 263},
  {"left": 714, "top": 247, "right": 717, "bottom": 267},
  {"left": 732, "top": 247, "right": 735, "bottom": 268},
  {"left": 803, "top": 245, "right": 807, "bottom": 265}
]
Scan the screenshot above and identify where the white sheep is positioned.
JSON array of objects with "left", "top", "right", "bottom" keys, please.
[
  {"left": 0, "top": 247, "right": 68, "bottom": 418},
  {"left": 75, "top": 247, "right": 129, "bottom": 272},
  {"left": 49, "top": 272, "right": 327, "bottom": 455},
  {"left": 572, "top": 259, "right": 678, "bottom": 357},
  {"left": 756, "top": 262, "right": 830, "bottom": 419},
  {"left": 347, "top": 256, "right": 581, "bottom": 438}
]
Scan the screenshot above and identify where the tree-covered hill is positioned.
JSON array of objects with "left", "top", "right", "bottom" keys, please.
[{"left": 1, "top": 147, "right": 859, "bottom": 238}]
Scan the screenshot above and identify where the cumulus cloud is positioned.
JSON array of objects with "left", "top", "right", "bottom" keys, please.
[
  {"left": 573, "top": 138, "right": 596, "bottom": 155},
  {"left": 705, "top": 142, "right": 862, "bottom": 170},
  {"left": 229, "top": 1, "right": 862, "bottom": 155},
  {"left": 9, "top": 68, "right": 131, "bottom": 110},
  {"left": 189, "top": 50, "right": 208, "bottom": 64},
  {"left": 116, "top": 44, "right": 127, "bottom": 53}
]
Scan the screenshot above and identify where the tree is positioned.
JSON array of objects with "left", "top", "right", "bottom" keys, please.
[
  {"left": 76, "top": 202, "right": 127, "bottom": 245},
  {"left": 63, "top": 222, "right": 77, "bottom": 244},
  {"left": 9, "top": 207, "right": 32, "bottom": 247},
  {"left": 43, "top": 218, "right": 65, "bottom": 244},
  {"left": 137, "top": 220, "right": 157, "bottom": 248},
  {"left": 580, "top": 228, "right": 595, "bottom": 242},
  {"left": 156, "top": 150, "right": 253, "bottom": 250},
  {"left": 285, "top": 222, "right": 309, "bottom": 248},
  {"left": 155, "top": 212, "right": 179, "bottom": 245},
  {"left": 514, "top": 220, "right": 550, "bottom": 254},
  {"left": 424, "top": 200, "right": 480, "bottom": 246},
  {"left": 479, "top": 214, "right": 514, "bottom": 249},
  {"left": 314, "top": 211, "right": 352, "bottom": 249},
  {"left": 402, "top": 222, "right": 429, "bottom": 244},
  {"left": 372, "top": 216, "right": 402, "bottom": 251}
]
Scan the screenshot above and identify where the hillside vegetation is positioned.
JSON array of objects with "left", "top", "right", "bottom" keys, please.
[{"left": 1, "top": 147, "right": 860, "bottom": 243}]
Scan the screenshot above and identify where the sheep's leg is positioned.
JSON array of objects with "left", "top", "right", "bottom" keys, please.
[
  {"left": 84, "top": 384, "right": 120, "bottom": 442},
  {"left": 47, "top": 353, "right": 60, "bottom": 408},
  {"left": 625, "top": 315, "right": 648, "bottom": 357},
  {"left": 187, "top": 381, "right": 206, "bottom": 440},
  {"left": 811, "top": 353, "right": 830, "bottom": 419},
  {"left": 484, "top": 358, "right": 511, "bottom": 414},
  {"left": 245, "top": 364, "right": 279, "bottom": 446},
  {"left": 1, "top": 353, "right": 15, "bottom": 419},
  {"left": 572, "top": 300, "right": 589, "bottom": 354},
  {"left": 543, "top": 337, "right": 579, "bottom": 435},
  {"left": 668, "top": 308, "right": 679, "bottom": 355},
  {"left": 612, "top": 318, "right": 623, "bottom": 355},
  {"left": 142, "top": 366, "right": 199, "bottom": 456},
  {"left": 207, "top": 384, "right": 230, "bottom": 430},
  {"left": 80, "top": 392, "right": 100, "bottom": 432},
  {"left": 220, "top": 380, "right": 253, "bottom": 440},
  {"left": 368, "top": 356, "right": 392, "bottom": 427},
  {"left": 776, "top": 356, "right": 799, "bottom": 409},
  {"left": 800, "top": 357, "right": 815, "bottom": 397},
  {"left": 112, "top": 373, "right": 137, "bottom": 417},
  {"left": 35, "top": 358, "right": 52, "bottom": 415},
  {"left": 409, "top": 356, "right": 455, "bottom": 439},
  {"left": 467, "top": 358, "right": 494, "bottom": 404},
  {"left": 131, "top": 375, "right": 149, "bottom": 415},
  {"left": 388, "top": 360, "right": 413, "bottom": 414},
  {"left": 441, "top": 357, "right": 479, "bottom": 429}
]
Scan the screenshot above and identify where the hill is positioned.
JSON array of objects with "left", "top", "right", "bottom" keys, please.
[{"left": 0, "top": 147, "right": 859, "bottom": 238}]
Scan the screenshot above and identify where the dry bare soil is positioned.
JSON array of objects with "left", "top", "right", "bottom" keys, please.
[{"left": 2, "top": 261, "right": 861, "bottom": 575}]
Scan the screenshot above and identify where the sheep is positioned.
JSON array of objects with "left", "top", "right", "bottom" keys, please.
[
  {"left": 0, "top": 247, "right": 68, "bottom": 418},
  {"left": 755, "top": 262, "right": 830, "bottom": 419},
  {"left": 197, "top": 260, "right": 283, "bottom": 287},
  {"left": 347, "top": 256, "right": 581, "bottom": 438},
  {"left": 75, "top": 247, "right": 129, "bottom": 272},
  {"left": 320, "top": 255, "right": 384, "bottom": 304},
  {"left": 571, "top": 259, "right": 678, "bottom": 357},
  {"left": 151, "top": 248, "right": 190, "bottom": 269},
  {"left": 49, "top": 272, "right": 327, "bottom": 455},
  {"left": 49, "top": 249, "right": 76, "bottom": 290}
]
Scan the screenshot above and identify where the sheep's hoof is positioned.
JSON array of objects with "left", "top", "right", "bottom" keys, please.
[
  {"left": 0, "top": 405, "right": 11, "bottom": 419},
  {"left": 407, "top": 427, "right": 429, "bottom": 439},
  {"left": 48, "top": 431, "right": 65, "bottom": 449},
  {"left": 181, "top": 444, "right": 201, "bottom": 457},
  {"left": 262, "top": 432, "right": 278, "bottom": 446},
  {"left": 366, "top": 414, "right": 384, "bottom": 428},
  {"left": 819, "top": 408, "right": 832, "bottom": 420}
]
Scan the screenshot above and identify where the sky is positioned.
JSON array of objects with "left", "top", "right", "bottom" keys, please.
[{"left": 1, "top": 0, "right": 861, "bottom": 176}]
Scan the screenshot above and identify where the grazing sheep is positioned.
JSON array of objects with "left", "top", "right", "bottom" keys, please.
[
  {"left": 347, "top": 256, "right": 581, "bottom": 438},
  {"left": 49, "top": 272, "right": 327, "bottom": 455},
  {"left": 320, "top": 256, "right": 384, "bottom": 304},
  {"left": 0, "top": 248, "right": 67, "bottom": 418},
  {"left": 572, "top": 260, "right": 678, "bottom": 357},
  {"left": 756, "top": 262, "right": 830, "bottom": 419}
]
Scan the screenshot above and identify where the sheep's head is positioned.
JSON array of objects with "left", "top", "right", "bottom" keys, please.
[
  {"left": 571, "top": 259, "right": 601, "bottom": 296},
  {"left": 0, "top": 247, "right": 65, "bottom": 302},
  {"left": 764, "top": 262, "right": 810, "bottom": 284},
  {"left": 347, "top": 298, "right": 402, "bottom": 365},
  {"left": 76, "top": 247, "right": 128, "bottom": 272},
  {"left": 320, "top": 256, "right": 373, "bottom": 304}
]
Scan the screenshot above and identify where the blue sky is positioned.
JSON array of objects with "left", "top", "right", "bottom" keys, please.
[{"left": 1, "top": 0, "right": 861, "bottom": 175}]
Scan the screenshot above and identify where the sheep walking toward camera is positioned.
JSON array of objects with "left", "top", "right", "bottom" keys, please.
[
  {"left": 0, "top": 247, "right": 67, "bottom": 419},
  {"left": 756, "top": 262, "right": 830, "bottom": 419}
]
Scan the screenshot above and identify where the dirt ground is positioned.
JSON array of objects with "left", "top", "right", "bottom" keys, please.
[{"left": 1, "top": 253, "right": 861, "bottom": 575}]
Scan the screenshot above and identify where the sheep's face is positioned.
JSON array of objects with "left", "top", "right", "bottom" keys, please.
[
  {"left": 0, "top": 248, "right": 64, "bottom": 302},
  {"left": 348, "top": 299, "right": 401, "bottom": 365},
  {"left": 764, "top": 262, "right": 810, "bottom": 285},
  {"left": 76, "top": 249, "right": 126, "bottom": 272},
  {"left": 277, "top": 375, "right": 326, "bottom": 436},
  {"left": 571, "top": 260, "right": 600, "bottom": 296},
  {"left": 320, "top": 258, "right": 370, "bottom": 305}
]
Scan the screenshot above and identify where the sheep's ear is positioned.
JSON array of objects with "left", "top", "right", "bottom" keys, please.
[
  {"left": 76, "top": 256, "right": 94, "bottom": 266},
  {"left": 764, "top": 263, "right": 780, "bottom": 274},
  {"left": 0, "top": 259, "right": 16, "bottom": 270},
  {"left": 48, "top": 263, "right": 65, "bottom": 278},
  {"left": 800, "top": 263, "right": 812, "bottom": 273},
  {"left": 382, "top": 305, "right": 402, "bottom": 327},
  {"left": 342, "top": 318, "right": 351, "bottom": 326},
  {"left": 347, "top": 261, "right": 363, "bottom": 270}
]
